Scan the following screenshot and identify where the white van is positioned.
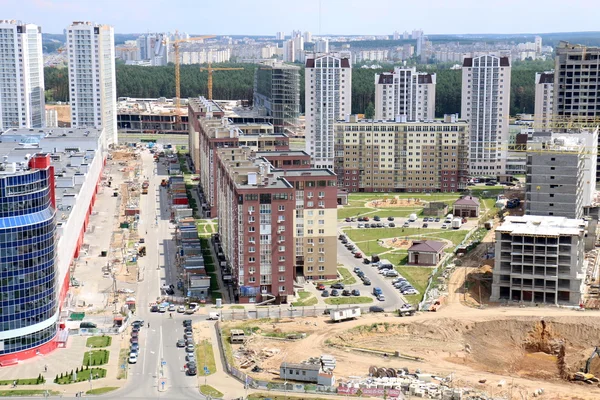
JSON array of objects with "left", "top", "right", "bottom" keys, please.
[
  {"left": 408, "top": 213, "right": 418, "bottom": 222},
  {"left": 445, "top": 214, "right": 454, "bottom": 223}
]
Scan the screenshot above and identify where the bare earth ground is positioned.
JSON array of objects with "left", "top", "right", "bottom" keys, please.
[
  {"left": 45, "top": 104, "right": 71, "bottom": 126},
  {"left": 366, "top": 197, "right": 425, "bottom": 208}
]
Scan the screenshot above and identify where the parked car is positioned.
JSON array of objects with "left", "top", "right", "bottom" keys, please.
[
  {"left": 322, "top": 290, "right": 330, "bottom": 297},
  {"left": 362, "top": 278, "right": 372, "bottom": 285},
  {"left": 422, "top": 223, "right": 429, "bottom": 228},
  {"left": 338, "top": 234, "right": 346, "bottom": 240},
  {"left": 130, "top": 337, "right": 139, "bottom": 344},
  {"left": 351, "top": 289, "right": 361, "bottom": 296},
  {"left": 357, "top": 217, "right": 365, "bottom": 222},
  {"left": 377, "top": 294, "right": 386, "bottom": 301},
  {"left": 388, "top": 222, "right": 396, "bottom": 227},
  {"left": 441, "top": 223, "right": 448, "bottom": 229},
  {"left": 185, "top": 344, "right": 195, "bottom": 353},
  {"left": 168, "top": 304, "right": 176, "bottom": 312},
  {"left": 376, "top": 222, "right": 384, "bottom": 228},
  {"left": 384, "top": 270, "right": 399, "bottom": 277},
  {"left": 130, "top": 343, "right": 139, "bottom": 352},
  {"left": 186, "top": 353, "right": 196, "bottom": 362},
  {"left": 373, "top": 216, "right": 381, "bottom": 221},
  {"left": 80, "top": 322, "right": 97, "bottom": 329},
  {"left": 187, "top": 364, "right": 198, "bottom": 375},
  {"left": 316, "top": 283, "right": 326, "bottom": 290},
  {"left": 132, "top": 320, "right": 144, "bottom": 328},
  {"left": 184, "top": 332, "right": 193, "bottom": 339},
  {"left": 131, "top": 331, "right": 139, "bottom": 338},
  {"left": 331, "top": 289, "right": 340, "bottom": 297},
  {"left": 354, "top": 252, "right": 363, "bottom": 258},
  {"left": 331, "top": 283, "right": 345, "bottom": 289},
  {"left": 158, "top": 306, "right": 166, "bottom": 313},
  {"left": 178, "top": 305, "right": 185, "bottom": 313},
  {"left": 353, "top": 266, "right": 362, "bottom": 273},
  {"left": 369, "top": 306, "right": 385, "bottom": 313},
  {"left": 350, "top": 218, "right": 356, "bottom": 222},
  {"left": 402, "top": 222, "right": 410, "bottom": 228},
  {"left": 177, "top": 339, "right": 186, "bottom": 347},
  {"left": 387, "top": 216, "right": 394, "bottom": 221},
  {"left": 183, "top": 319, "right": 192, "bottom": 327},
  {"left": 341, "top": 239, "right": 348, "bottom": 244},
  {"left": 345, "top": 217, "right": 351, "bottom": 222},
  {"left": 363, "top": 258, "right": 371, "bottom": 264},
  {"left": 357, "top": 223, "right": 364, "bottom": 228},
  {"left": 128, "top": 353, "right": 138, "bottom": 364},
  {"left": 345, "top": 243, "right": 354, "bottom": 249},
  {"left": 363, "top": 217, "right": 370, "bottom": 221},
  {"left": 341, "top": 290, "right": 351, "bottom": 296}
]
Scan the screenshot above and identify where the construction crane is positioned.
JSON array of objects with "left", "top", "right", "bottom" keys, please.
[
  {"left": 167, "top": 33, "right": 216, "bottom": 125},
  {"left": 200, "top": 60, "right": 243, "bottom": 100}
]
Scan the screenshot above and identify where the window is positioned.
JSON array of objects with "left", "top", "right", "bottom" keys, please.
[
  {"left": 278, "top": 265, "right": 285, "bottom": 272},
  {"left": 248, "top": 247, "right": 256, "bottom": 253},
  {"left": 279, "top": 286, "right": 286, "bottom": 293},
  {"left": 279, "top": 276, "right": 285, "bottom": 282},
  {"left": 318, "top": 265, "right": 325, "bottom": 271},
  {"left": 279, "top": 256, "right": 286, "bottom": 262},
  {"left": 248, "top": 257, "right": 255, "bottom": 263},
  {"left": 278, "top": 205, "right": 285, "bottom": 211},
  {"left": 278, "top": 246, "right": 286, "bottom": 252},
  {"left": 248, "top": 226, "right": 255, "bottom": 232}
]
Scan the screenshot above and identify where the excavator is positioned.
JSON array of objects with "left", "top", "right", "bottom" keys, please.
[{"left": 574, "top": 347, "right": 600, "bottom": 383}]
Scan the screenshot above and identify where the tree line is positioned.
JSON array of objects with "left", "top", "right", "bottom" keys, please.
[{"left": 44, "top": 59, "right": 554, "bottom": 118}]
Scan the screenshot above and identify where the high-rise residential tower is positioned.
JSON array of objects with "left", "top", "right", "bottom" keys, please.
[
  {"left": 305, "top": 53, "right": 352, "bottom": 169},
  {"left": 461, "top": 55, "right": 511, "bottom": 175},
  {"left": 66, "top": 22, "right": 118, "bottom": 145},
  {"left": 374, "top": 67, "right": 436, "bottom": 121},
  {"left": 534, "top": 71, "right": 554, "bottom": 130},
  {"left": 254, "top": 62, "right": 300, "bottom": 135},
  {"left": 0, "top": 20, "right": 45, "bottom": 130}
]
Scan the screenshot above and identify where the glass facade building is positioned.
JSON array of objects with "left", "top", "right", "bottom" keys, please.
[{"left": 0, "top": 169, "right": 57, "bottom": 355}]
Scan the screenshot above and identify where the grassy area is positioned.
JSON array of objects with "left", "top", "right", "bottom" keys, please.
[
  {"left": 196, "top": 340, "right": 217, "bottom": 375},
  {"left": 396, "top": 266, "right": 434, "bottom": 295},
  {"left": 199, "top": 385, "right": 223, "bottom": 398},
  {"left": 324, "top": 296, "right": 373, "bottom": 305},
  {"left": 291, "top": 291, "right": 318, "bottom": 307},
  {"left": 55, "top": 368, "right": 107, "bottom": 384},
  {"left": 0, "top": 390, "right": 59, "bottom": 397},
  {"left": 86, "top": 387, "right": 119, "bottom": 395},
  {"left": 82, "top": 349, "right": 110, "bottom": 366},
  {"left": 0, "top": 376, "right": 44, "bottom": 386},
  {"left": 428, "top": 229, "right": 470, "bottom": 246},
  {"left": 481, "top": 197, "right": 497, "bottom": 211},
  {"left": 116, "top": 349, "right": 129, "bottom": 380},
  {"left": 86, "top": 336, "right": 111, "bottom": 348},
  {"left": 337, "top": 207, "right": 373, "bottom": 219},
  {"left": 229, "top": 305, "right": 245, "bottom": 309},
  {"left": 321, "top": 267, "right": 357, "bottom": 285},
  {"left": 344, "top": 227, "right": 436, "bottom": 242},
  {"left": 348, "top": 193, "right": 461, "bottom": 202},
  {"left": 383, "top": 251, "right": 408, "bottom": 266}
]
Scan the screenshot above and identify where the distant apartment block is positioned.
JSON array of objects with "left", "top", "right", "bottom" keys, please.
[
  {"left": 136, "top": 33, "right": 169, "bottom": 66},
  {"left": 334, "top": 115, "right": 469, "bottom": 193},
  {"left": 525, "top": 130, "right": 598, "bottom": 219},
  {"left": 374, "top": 67, "right": 436, "bottom": 121},
  {"left": 534, "top": 71, "right": 554, "bottom": 130},
  {"left": 491, "top": 216, "right": 587, "bottom": 306},
  {"left": 66, "top": 21, "right": 118, "bottom": 145},
  {"left": 461, "top": 55, "right": 511, "bottom": 175},
  {"left": 254, "top": 63, "right": 300, "bottom": 135},
  {"left": 305, "top": 53, "right": 352, "bottom": 169},
  {"left": 0, "top": 20, "right": 45, "bottom": 130}
]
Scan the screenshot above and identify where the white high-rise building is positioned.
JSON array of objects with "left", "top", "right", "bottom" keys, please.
[
  {"left": 67, "top": 22, "right": 118, "bottom": 145},
  {"left": 461, "top": 55, "right": 511, "bottom": 175},
  {"left": 283, "top": 40, "right": 295, "bottom": 62},
  {"left": 535, "top": 36, "right": 542, "bottom": 55},
  {"left": 305, "top": 53, "right": 352, "bottom": 169},
  {"left": 276, "top": 31, "right": 285, "bottom": 40},
  {"left": 534, "top": 71, "right": 554, "bottom": 130},
  {"left": 136, "top": 33, "right": 169, "bottom": 66},
  {"left": 303, "top": 31, "right": 312, "bottom": 43},
  {"left": 314, "top": 38, "right": 329, "bottom": 53},
  {"left": 0, "top": 20, "right": 45, "bottom": 130},
  {"left": 374, "top": 67, "right": 436, "bottom": 121}
]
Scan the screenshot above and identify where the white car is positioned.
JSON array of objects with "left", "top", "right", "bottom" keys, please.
[
  {"left": 128, "top": 353, "right": 138, "bottom": 364},
  {"left": 377, "top": 294, "right": 385, "bottom": 301},
  {"left": 357, "top": 223, "right": 364, "bottom": 228},
  {"left": 177, "top": 305, "right": 185, "bottom": 313},
  {"left": 441, "top": 224, "right": 448, "bottom": 229},
  {"left": 158, "top": 306, "right": 166, "bottom": 313},
  {"left": 384, "top": 270, "right": 399, "bottom": 277},
  {"left": 168, "top": 304, "right": 176, "bottom": 312}
]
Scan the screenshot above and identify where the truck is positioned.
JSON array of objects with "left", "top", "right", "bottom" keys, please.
[
  {"left": 207, "top": 312, "right": 220, "bottom": 320},
  {"left": 408, "top": 213, "right": 418, "bottom": 222},
  {"left": 330, "top": 306, "right": 361, "bottom": 322},
  {"left": 445, "top": 214, "right": 454, "bottom": 223},
  {"left": 452, "top": 217, "right": 462, "bottom": 229}
]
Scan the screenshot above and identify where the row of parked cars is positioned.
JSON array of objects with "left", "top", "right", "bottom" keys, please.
[
  {"left": 316, "top": 282, "right": 361, "bottom": 298},
  {"left": 176, "top": 319, "right": 197, "bottom": 375},
  {"left": 128, "top": 320, "right": 145, "bottom": 364},
  {"left": 339, "top": 235, "right": 364, "bottom": 258}
]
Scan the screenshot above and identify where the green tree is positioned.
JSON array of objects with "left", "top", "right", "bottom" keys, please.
[{"left": 365, "top": 102, "right": 375, "bottom": 119}]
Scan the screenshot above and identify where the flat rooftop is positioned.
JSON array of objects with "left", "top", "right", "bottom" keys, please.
[
  {"left": 117, "top": 97, "right": 186, "bottom": 116},
  {"left": 497, "top": 215, "right": 587, "bottom": 237},
  {"left": 281, "top": 168, "right": 336, "bottom": 177},
  {"left": 255, "top": 150, "right": 309, "bottom": 157},
  {"left": 214, "top": 100, "right": 264, "bottom": 118}
]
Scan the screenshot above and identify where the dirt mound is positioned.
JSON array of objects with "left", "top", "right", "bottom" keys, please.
[{"left": 366, "top": 197, "right": 424, "bottom": 208}]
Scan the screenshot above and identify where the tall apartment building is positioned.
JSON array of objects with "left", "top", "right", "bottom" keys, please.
[
  {"left": 254, "top": 63, "right": 300, "bottom": 135},
  {"left": 136, "top": 33, "right": 169, "bottom": 66},
  {"left": 490, "top": 216, "right": 587, "bottom": 305},
  {"left": 554, "top": 42, "right": 600, "bottom": 180},
  {"left": 461, "top": 55, "right": 511, "bottom": 175},
  {"left": 0, "top": 20, "right": 44, "bottom": 130},
  {"left": 66, "top": 22, "right": 118, "bottom": 145},
  {"left": 525, "top": 130, "right": 598, "bottom": 219},
  {"left": 305, "top": 53, "right": 352, "bottom": 169},
  {"left": 334, "top": 115, "right": 469, "bottom": 193},
  {"left": 534, "top": 71, "right": 554, "bottom": 130},
  {"left": 374, "top": 67, "right": 436, "bottom": 121}
]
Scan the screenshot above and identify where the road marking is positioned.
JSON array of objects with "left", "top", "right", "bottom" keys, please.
[{"left": 142, "top": 330, "right": 149, "bottom": 374}]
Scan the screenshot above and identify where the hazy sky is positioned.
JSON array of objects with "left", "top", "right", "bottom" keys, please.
[{"left": 3, "top": 0, "right": 599, "bottom": 35}]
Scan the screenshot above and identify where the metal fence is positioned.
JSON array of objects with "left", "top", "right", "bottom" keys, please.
[{"left": 219, "top": 305, "right": 378, "bottom": 321}]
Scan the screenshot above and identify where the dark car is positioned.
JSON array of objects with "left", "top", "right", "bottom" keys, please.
[
  {"left": 371, "top": 254, "right": 381, "bottom": 263},
  {"left": 354, "top": 252, "right": 363, "bottom": 258},
  {"left": 176, "top": 339, "right": 186, "bottom": 347},
  {"left": 341, "top": 290, "right": 351, "bottom": 296},
  {"left": 351, "top": 289, "right": 360, "bottom": 296},
  {"left": 132, "top": 320, "right": 144, "bottom": 328},
  {"left": 362, "top": 278, "right": 372, "bottom": 285},
  {"left": 80, "top": 322, "right": 97, "bottom": 329},
  {"left": 131, "top": 326, "right": 140, "bottom": 333},
  {"left": 485, "top": 181, "right": 497, "bottom": 186},
  {"left": 341, "top": 239, "right": 348, "bottom": 244},
  {"left": 331, "top": 283, "right": 344, "bottom": 289},
  {"left": 434, "top": 217, "right": 440, "bottom": 222},
  {"left": 357, "top": 217, "right": 365, "bottom": 222},
  {"left": 345, "top": 218, "right": 351, "bottom": 222},
  {"left": 345, "top": 243, "right": 354, "bottom": 249},
  {"left": 331, "top": 289, "right": 340, "bottom": 297},
  {"left": 130, "top": 343, "right": 139, "bottom": 352},
  {"left": 184, "top": 326, "right": 193, "bottom": 333},
  {"left": 131, "top": 331, "right": 139, "bottom": 338},
  {"left": 130, "top": 337, "right": 139, "bottom": 344},
  {"left": 387, "top": 216, "right": 394, "bottom": 221},
  {"left": 151, "top": 305, "right": 159, "bottom": 312},
  {"left": 187, "top": 365, "right": 198, "bottom": 376},
  {"left": 338, "top": 234, "right": 346, "bottom": 240},
  {"left": 373, "top": 216, "right": 381, "bottom": 221},
  {"left": 369, "top": 306, "right": 385, "bottom": 313},
  {"left": 388, "top": 222, "right": 396, "bottom": 227},
  {"left": 364, "top": 223, "right": 370, "bottom": 228},
  {"left": 321, "top": 290, "right": 330, "bottom": 298},
  {"left": 183, "top": 319, "right": 192, "bottom": 327},
  {"left": 363, "top": 258, "right": 371, "bottom": 264},
  {"left": 422, "top": 223, "right": 428, "bottom": 228}
]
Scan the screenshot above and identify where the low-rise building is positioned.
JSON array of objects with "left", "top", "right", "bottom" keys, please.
[
  {"left": 117, "top": 97, "right": 189, "bottom": 134},
  {"left": 280, "top": 362, "right": 335, "bottom": 386},
  {"left": 453, "top": 196, "right": 480, "bottom": 218},
  {"left": 490, "top": 215, "right": 587, "bottom": 305},
  {"left": 407, "top": 240, "right": 445, "bottom": 266},
  {"left": 334, "top": 115, "right": 469, "bottom": 193}
]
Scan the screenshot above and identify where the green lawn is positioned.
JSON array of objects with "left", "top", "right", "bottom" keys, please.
[
  {"left": 116, "top": 349, "right": 129, "bottom": 380},
  {"left": 337, "top": 207, "right": 373, "bottom": 219},
  {"left": 86, "top": 387, "right": 119, "bottom": 395},
  {"left": 321, "top": 267, "right": 357, "bottom": 285},
  {"left": 383, "top": 252, "right": 408, "bottom": 266},
  {"left": 344, "top": 227, "right": 436, "bottom": 242},
  {"left": 291, "top": 291, "right": 318, "bottom": 307},
  {"left": 0, "top": 377, "right": 44, "bottom": 386},
  {"left": 428, "top": 230, "right": 469, "bottom": 246},
  {"left": 0, "top": 390, "right": 59, "bottom": 397},
  {"left": 229, "top": 305, "right": 245, "bottom": 309},
  {"left": 196, "top": 340, "right": 217, "bottom": 375},
  {"left": 55, "top": 368, "right": 106, "bottom": 384},
  {"left": 324, "top": 296, "right": 373, "bottom": 305},
  {"left": 86, "top": 336, "right": 111, "bottom": 348},
  {"left": 82, "top": 349, "right": 109, "bottom": 366},
  {"left": 200, "top": 385, "right": 223, "bottom": 398},
  {"left": 396, "top": 265, "right": 434, "bottom": 298},
  {"left": 348, "top": 193, "right": 461, "bottom": 202},
  {"left": 481, "top": 198, "right": 497, "bottom": 211}
]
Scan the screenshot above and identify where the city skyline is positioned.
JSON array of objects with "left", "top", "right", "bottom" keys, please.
[{"left": 5, "top": 0, "right": 600, "bottom": 35}]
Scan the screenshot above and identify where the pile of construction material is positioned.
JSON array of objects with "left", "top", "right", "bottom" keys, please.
[{"left": 320, "top": 354, "right": 336, "bottom": 371}]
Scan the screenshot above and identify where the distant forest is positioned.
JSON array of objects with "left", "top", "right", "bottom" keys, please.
[{"left": 44, "top": 58, "right": 554, "bottom": 117}]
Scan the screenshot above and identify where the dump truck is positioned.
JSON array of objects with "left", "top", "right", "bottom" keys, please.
[{"left": 330, "top": 306, "right": 361, "bottom": 322}]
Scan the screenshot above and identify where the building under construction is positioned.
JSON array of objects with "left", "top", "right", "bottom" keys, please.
[
  {"left": 116, "top": 97, "right": 189, "bottom": 134},
  {"left": 253, "top": 62, "right": 301, "bottom": 136}
]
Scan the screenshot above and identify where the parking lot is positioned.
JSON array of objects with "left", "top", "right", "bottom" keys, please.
[{"left": 340, "top": 214, "right": 477, "bottom": 231}]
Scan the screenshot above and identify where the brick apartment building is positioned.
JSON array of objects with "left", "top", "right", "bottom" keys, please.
[{"left": 334, "top": 114, "right": 469, "bottom": 192}]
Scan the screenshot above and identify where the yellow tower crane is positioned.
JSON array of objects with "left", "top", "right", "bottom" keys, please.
[
  {"left": 167, "top": 33, "right": 216, "bottom": 125},
  {"left": 200, "top": 60, "right": 244, "bottom": 100}
]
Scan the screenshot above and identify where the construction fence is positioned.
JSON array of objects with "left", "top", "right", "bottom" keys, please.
[{"left": 219, "top": 305, "right": 378, "bottom": 321}]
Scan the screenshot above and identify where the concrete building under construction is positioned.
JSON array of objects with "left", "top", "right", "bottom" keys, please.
[{"left": 116, "top": 97, "right": 189, "bottom": 134}]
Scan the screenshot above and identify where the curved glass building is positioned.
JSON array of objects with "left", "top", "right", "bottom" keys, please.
[{"left": 0, "top": 167, "right": 57, "bottom": 356}]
